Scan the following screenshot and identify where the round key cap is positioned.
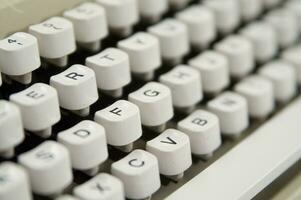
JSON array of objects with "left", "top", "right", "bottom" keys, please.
[
  {"left": 63, "top": 2, "right": 108, "bottom": 52},
  {"left": 234, "top": 75, "right": 275, "bottom": 118},
  {"left": 50, "top": 64, "right": 99, "bottom": 116},
  {"left": 138, "top": 0, "right": 168, "bottom": 23},
  {"left": 282, "top": 45, "right": 301, "bottom": 85},
  {"left": 96, "top": 0, "right": 139, "bottom": 37},
  {"left": 215, "top": 35, "right": 254, "bottom": 78},
  {"left": 146, "top": 129, "right": 192, "bottom": 179},
  {"left": 204, "top": 0, "right": 240, "bottom": 34},
  {"left": 208, "top": 91, "right": 249, "bottom": 137},
  {"left": 0, "top": 101, "right": 24, "bottom": 158},
  {"left": 18, "top": 141, "right": 73, "bottom": 196},
  {"left": 176, "top": 5, "right": 216, "bottom": 50},
  {"left": 128, "top": 82, "right": 173, "bottom": 132},
  {"left": 237, "top": 0, "right": 263, "bottom": 21},
  {"left": 29, "top": 17, "right": 76, "bottom": 67},
  {"left": 177, "top": 110, "right": 222, "bottom": 158},
  {"left": 118, "top": 32, "right": 161, "bottom": 81},
  {"left": 58, "top": 120, "right": 108, "bottom": 176},
  {"left": 240, "top": 22, "right": 278, "bottom": 63},
  {"left": 86, "top": 48, "right": 131, "bottom": 97},
  {"left": 259, "top": 60, "right": 297, "bottom": 103},
  {"left": 159, "top": 65, "right": 203, "bottom": 112},
  {"left": 94, "top": 100, "right": 142, "bottom": 152},
  {"left": 111, "top": 150, "right": 160, "bottom": 200},
  {"left": 0, "top": 162, "right": 32, "bottom": 200},
  {"left": 0, "top": 32, "right": 40, "bottom": 84},
  {"left": 9, "top": 83, "right": 61, "bottom": 138},
  {"left": 73, "top": 173, "right": 124, "bottom": 200},
  {"left": 148, "top": 18, "right": 189, "bottom": 66},
  {"left": 264, "top": 8, "right": 299, "bottom": 48},
  {"left": 189, "top": 50, "right": 230, "bottom": 94},
  {"left": 285, "top": 0, "right": 301, "bottom": 31}
]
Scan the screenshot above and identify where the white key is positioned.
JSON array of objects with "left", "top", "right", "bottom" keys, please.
[
  {"left": 165, "top": 97, "right": 301, "bottom": 200},
  {"left": 111, "top": 149, "right": 160, "bottom": 200},
  {"left": 0, "top": 162, "right": 32, "bottom": 200},
  {"left": 63, "top": 2, "right": 108, "bottom": 52},
  {"left": 85, "top": 48, "right": 131, "bottom": 97},
  {"left": 138, "top": 0, "right": 168, "bottom": 23},
  {"left": 178, "top": 109, "right": 221, "bottom": 158},
  {"left": 50, "top": 64, "right": 98, "bottom": 116},
  {"left": 168, "top": 0, "right": 190, "bottom": 10},
  {"left": 263, "top": 0, "right": 282, "bottom": 8},
  {"left": 29, "top": 17, "right": 76, "bottom": 67},
  {"left": 94, "top": 100, "right": 142, "bottom": 152},
  {"left": 9, "top": 83, "right": 61, "bottom": 138},
  {"left": 234, "top": 75, "right": 275, "bottom": 118},
  {"left": 56, "top": 195, "right": 79, "bottom": 200},
  {"left": 237, "top": 0, "right": 263, "bottom": 21},
  {"left": 58, "top": 120, "right": 108, "bottom": 176},
  {"left": 204, "top": 0, "right": 240, "bottom": 34},
  {"left": 240, "top": 22, "right": 278, "bottom": 63},
  {"left": 259, "top": 60, "right": 297, "bottom": 103},
  {"left": 176, "top": 5, "right": 216, "bottom": 50},
  {"left": 73, "top": 173, "right": 124, "bottom": 200},
  {"left": 159, "top": 65, "right": 202, "bottom": 112},
  {"left": 146, "top": 129, "right": 192, "bottom": 179},
  {"left": 208, "top": 92, "right": 249, "bottom": 137},
  {"left": 286, "top": 0, "right": 301, "bottom": 31},
  {"left": 188, "top": 51, "right": 230, "bottom": 94},
  {"left": 281, "top": 45, "right": 301, "bottom": 85},
  {"left": 18, "top": 141, "right": 73, "bottom": 196},
  {"left": 128, "top": 82, "right": 173, "bottom": 132},
  {"left": 117, "top": 32, "right": 161, "bottom": 81},
  {"left": 0, "top": 101, "right": 24, "bottom": 158},
  {"left": 215, "top": 35, "right": 254, "bottom": 78},
  {"left": 96, "top": 0, "right": 139, "bottom": 37},
  {"left": 0, "top": 32, "right": 40, "bottom": 84},
  {"left": 148, "top": 18, "right": 189, "bottom": 66},
  {"left": 264, "top": 8, "right": 299, "bottom": 48}
]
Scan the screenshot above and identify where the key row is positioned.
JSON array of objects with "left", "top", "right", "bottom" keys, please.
[{"left": 0, "top": 0, "right": 298, "bottom": 85}]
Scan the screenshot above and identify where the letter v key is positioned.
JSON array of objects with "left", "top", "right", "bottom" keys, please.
[{"left": 160, "top": 137, "right": 177, "bottom": 145}]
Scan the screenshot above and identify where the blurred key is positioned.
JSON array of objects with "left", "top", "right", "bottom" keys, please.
[
  {"left": 0, "top": 101, "right": 24, "bottom": 158},
  {"left": 208, "top": 92, "right": 249, "bottom": 138},
  {"left": 111, "top": 150, "right": 160, "bottom": 200},
  {"left": 96, "top": 0, "right": 139, "bottom": 37},
  {"left": 282, "top": 45, "right": 301, "bottom": 85},
  {"left": 10, "top": 83, "right": 61, "bottom": 138},
  {"left": 176, "top": 5, "right": 216, "bottom": 50},
  {"left": 50, "top": 64, "right": 99, "bottom": 116},
  {"left": 58, "top": 120, "right": 108, "bottom": 176},
  {"left": 237, "top": 0, "right": 263, "bottom": 22},
  {"left": 148, "top": 19, "right": 189, "bottom": 66},
  {"left": 118, "top": 32, "right": 161, "bottom": 81},
  {"left": 56, "top": 195, "right": 79, "bottom": 200},
  {"left": 0, "top": 32, "right": 40, "bottom": 84},
  {"left": 73, "top": 173, "right": 125, "bottom": 200},
  {"left": 18, "top": 141, "right": 73, "bottom": 197},
  {"left": 128, "top": 82, "right": 174, "bottom": 133},
  {"left": 159, "top": 65, "right": 203, "bottom": 113},
  {"left": 168, "top": 0, "right": 190, "bottom": 10},
  {"left": 263, "top": 0, "right": 282, "bottom": 8},
  {"left": 138, "top": 0, "right": 168, "bottom": 23},
  {"left": 146, "top": 129, "right": 192, "bottom": 180},
  {"left": 178, "top": 110, "right": 222, "bottom": 159},
  {"left": 0, "top": 162, "right": 32, "bottom": 200},
  {"left": 95, "top": 100, "right": 142, "bottom": 153},
  {"left": 29, "top": 17, "right": 76, "bottom": 67},
  {"left": 86, "top": 48, "right": 131, "bottom": 98},
  {"left": 63, "top": 2, "right": 108, "bottom": 52}
]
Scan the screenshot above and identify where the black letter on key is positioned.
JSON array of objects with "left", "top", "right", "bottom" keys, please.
[
  {"left": 110, "top": 107, "right": 122, "bottom": 116},
  {"left": 36, "top": 150, "right": 54, "bottom": 161},
  {"left": 144, "top": 90, "right": 160, "bottom": 97},
  {"left": 100, "top": 54, "right": 114, "bottom": 61},
  {"left": 74, "top": 129, "right": 90, "bottom": 138},
  {"left": 26, "top": 91, "right": 45, "bottom": 99},
  {"left": 129, "top": 159, "right": 145, "bottom": 167},
  {"left": 192, "top": 118, "right": 208, "bottom": 126},
  {"left": 174, "top": 71, "right": 189, "bottom": 79},
  {"left": 94, "top": 182, "right": 110, "bottom": 193},
  {"left": 65, "top": 72, "right": 84, "bottom": 80},
  {"left": 160, "top": 137, "right": 177, "bottom": 145}
]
